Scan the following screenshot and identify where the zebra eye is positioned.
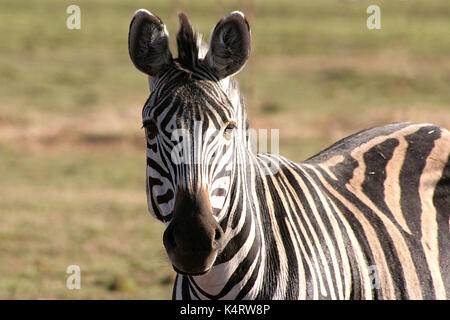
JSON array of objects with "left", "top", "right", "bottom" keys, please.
[
  {"left": 223, "top": 122, "right": 237, "bottom": 140},
  {"left": 145, "top": 120, "right": 158, "bottom": 140}
]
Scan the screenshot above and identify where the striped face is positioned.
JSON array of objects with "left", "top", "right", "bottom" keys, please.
[
  {"left": 142, "top": 76, "right": 238, "bottom": 224},
  {"left": 129, "top": 9, "right": 251, "bottom": 274}
]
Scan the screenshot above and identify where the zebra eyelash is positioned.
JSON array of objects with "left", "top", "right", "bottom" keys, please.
[{"left": 142, "top": 118, "right": 155, "bottom": 128}]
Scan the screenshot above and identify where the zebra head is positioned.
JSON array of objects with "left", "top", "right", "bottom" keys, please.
[{"left": 128, "top": 10, "right": 251, "bottom": 275}]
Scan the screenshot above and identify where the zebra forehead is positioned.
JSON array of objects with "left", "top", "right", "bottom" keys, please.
[{"left": 143, "top": 78, "right": 235, "bottom": 123}]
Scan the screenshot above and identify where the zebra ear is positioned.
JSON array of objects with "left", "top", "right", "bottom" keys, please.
[
  {"left": 206, "top": 11, "right": 251, "bottom": 79},
  {"left": 128, "top": 10, "right": 173, "bottom": 77}
]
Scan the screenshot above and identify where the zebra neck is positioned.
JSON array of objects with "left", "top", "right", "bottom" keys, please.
[{"left": 172, "top": 151, "right": 266, "bottom": 300}]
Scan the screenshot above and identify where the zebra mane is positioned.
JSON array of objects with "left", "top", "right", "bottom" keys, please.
[{"left": 176, "top": 12, "right": 203, "bottom": 71}]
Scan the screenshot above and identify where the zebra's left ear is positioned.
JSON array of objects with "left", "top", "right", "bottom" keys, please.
[{"left": 205, "top": 11, "right": 251, "bottom": 79}]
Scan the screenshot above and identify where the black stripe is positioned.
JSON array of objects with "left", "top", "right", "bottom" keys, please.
[
  {"left": 147, "top": 157, "right": 171, "bottom": 181},
  {"left": 263, "top": 168, "right": 299, "bottom": 299},
  {"left": 235, "top": 250, "right": 263, "bottom": 300},
  {"left": 255, "top": 172, "right": 280, "bottom": 299},
  {"left": 433, "top": 153, "right": 450, "bottom": 297},
  {"left": 181, "top": 276, "right": 191, "bottom": 300},
  {"left": 215, "top": 204, "right": 250, "bottom": 264},
  {"left": 156, "top": 189, "right": 174, "bottom": 204},
  {"left": 400, "top": 126, "right": 441, "bottom": 238},
  {"left": 362, "top": 138, "right": 399, "bottom": 218}
]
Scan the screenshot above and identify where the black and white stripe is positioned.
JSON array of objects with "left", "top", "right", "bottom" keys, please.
[{"left": 129, "top": 10, "right": 450, "bottom": 300}]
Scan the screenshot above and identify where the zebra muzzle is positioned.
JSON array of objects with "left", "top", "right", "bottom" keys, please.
[{"left": 163, "top": 188, "right": 224, "bottom": 275}]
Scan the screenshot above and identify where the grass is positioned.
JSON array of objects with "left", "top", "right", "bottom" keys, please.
[
  {"left": 0, "top": 145, "right": 174, "bottom": 299},
  {"left": 0, "top": 0, "right": 449, "bottom": 299}
]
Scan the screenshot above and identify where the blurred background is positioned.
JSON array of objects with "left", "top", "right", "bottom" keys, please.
[{"left": 0, "top": 0, "right": 449, "bottom": 299}]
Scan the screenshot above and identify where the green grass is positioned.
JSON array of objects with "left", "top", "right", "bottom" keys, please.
[{"left": 0, "top": 0, "right": 449, "bottom": 299}]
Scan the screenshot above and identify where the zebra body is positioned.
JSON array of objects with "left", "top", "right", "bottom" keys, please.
[
  {"left": 174, "top": 122, "right": 450, "bottom": 300},
  {"left": 128, "top": 10, "right": 450, "bottom": 300}
]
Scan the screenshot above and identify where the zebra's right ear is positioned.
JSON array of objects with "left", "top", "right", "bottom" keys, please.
[
  {"left": 206, "top": 11, "right": 251, "bottom": 79},
  {"left": 128, "top": 10, "right": 173, "bottom": 77}
]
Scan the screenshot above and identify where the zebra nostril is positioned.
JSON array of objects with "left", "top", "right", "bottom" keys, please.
[
  {"left": 213, "top": 227, "right": 223, "bottom": 247},
  {"left": 164, "top": 228, "right": 177, "bottom": 250}
]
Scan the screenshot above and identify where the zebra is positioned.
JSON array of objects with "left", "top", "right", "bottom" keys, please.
[{"left": 128, "top": 9, "right": 450, "bottom": 300}]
